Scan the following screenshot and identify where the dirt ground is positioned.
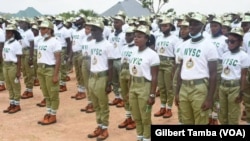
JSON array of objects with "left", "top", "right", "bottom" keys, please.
[{"left": 0, "top": 71, "right": 246, "bottom": 141}]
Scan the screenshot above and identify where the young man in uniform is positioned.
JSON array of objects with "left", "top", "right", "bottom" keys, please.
[
  {"left": 154, "top": 17, "right": 180, "bottom": 119},
  {"left": 54, "top": 16, "right": 71, "bottom": 93},
  {"left": 175, "top": 13, "right": 219, "bottom": 124},
  {"left": 70, "top": 16, "right": 86, "bottom": 100},
  {"left": 19, "top": 18, "right": 35, "bottom": 99},
  {"left": 87, "top": 20, "right": 113, "bottom": 141},
  {"left": 108, "top": 15, "right": 126, "bottom": 107},
  {"left": 208, "top": 16, "right": 228, "bottom": 125},
  {"left": 118, "top": 26, "right": 137, "bottom": 130}
]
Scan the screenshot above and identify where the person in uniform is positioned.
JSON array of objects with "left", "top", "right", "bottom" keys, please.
[
  {"left": 79, "top": 21, "right": 95, "bottom": 113},
  {"left": 222, "top": 21, "right": 232, "bottom": 37},
  {"left": 175, "top": 13, "right": 219, "bottom": 124},
  {"left": 0, "top": 18, "right": 6, "bottom": 91},
  {"left": 37, "top": 20, "right": 61, "bottom": 125},
  {"left": 208, "top": 16, "right": 228, "bottom": 125},
  {"left": 69, "top": 16, "right": 86, "bottom": 100},
  {"left": 87, "top": 20, "right": 113, "bottom": 141},
  {"left": 54, "top": 16, "right": 71, "bottom": 93},
  {"left": 118, "top": 26, "right": 137, "bottom": 130},
  {"left": 2, "top": 24, "right": 22, "bottom": 114},
  {"left": 173, "top": 20, "right": 190, "bottom": 124},
  {"left": 108, "top": 15, "right": 126, "bottom": 107},
  {"left": 129, "top": 25, "right": 160, "bottom": 141},
  {"left": 153, "top": 17, "right": 180, "bottom": 119},
  {"left": 219, "top": 27, "right": 249, "bottom": 124},
  {"left": 19, "top": 18, "right": 35, "bottom": 99}
]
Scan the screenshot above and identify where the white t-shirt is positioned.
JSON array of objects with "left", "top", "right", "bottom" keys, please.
[
  {"left": 208, "top": 35, "right": 228, "bottom": 60},
  {"left": 103, "top": 26, "right": 112, "bottom": 40},
  {"left": 81, "top": 34, "right": 95, "bottom": 57},
  {"left": 72, "top": 28, "right": 86, "bottom": 52},
  {"left": 3, "top": 38, "right": 22, "bottom": 62},
  {"left": 174, "top": 39, "right": 185, "bottom": 64},
  {"left": 221, "top": 50, "right": 250, "bottom": 80},
  {"left": 242, "top": 32, "right": 250, "bottom": 55},
  {"left": 108, "top": 31, "right": 126, "bottom": 59},
  {"left": 20, "top": 29, "right": 34, "bottom": 48},
  {"left": 155, "top": 34, "right": 180, "bottom": 57},
  {"left": 34, "top": 35, "right": 43, "bottom": 50},
  {"left": 129, "top": 47, "right": 160, "bottom": 81},
  {"left": 179, "top": 38, "right": 219, "bottom": 80},
  {"left": 37, "top": 37, "right": 62, "bottom": 65},
  {"left": 121, "top": 42, "right": 138, "bottom": 64},
  {"left": 90, "top": 39, "right": 114, "bottom": 72},
  {"left": 0, "top": 28, "right": 5, "bottom": 42},
  {"left": 54, "top": 26, "right": 71, "bottom": 47},
  {"left": 153, "top": 29, "right": 163, "bottom": 40}
]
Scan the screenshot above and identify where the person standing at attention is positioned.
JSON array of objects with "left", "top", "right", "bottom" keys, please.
[{"left": 129, "top": 25, "right": 159, "bottom": 141}]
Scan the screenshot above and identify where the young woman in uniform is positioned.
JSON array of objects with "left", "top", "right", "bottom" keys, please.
[
  {"left": 2, "top": 24, "right": 22, "bottom": 114},
  {"left": 129, "top": 25, "right": 159, "bottom": 141},
  {"left": 37, "top": 20, "right": 61, "bottom": 125}
]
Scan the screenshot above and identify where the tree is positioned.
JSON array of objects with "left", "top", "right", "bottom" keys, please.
[
  {"left": 139, "top": 0, "right": 169, "bottom": 14},
  {"left": 58, "top": 9, "right": 98, "bottom": 20}
]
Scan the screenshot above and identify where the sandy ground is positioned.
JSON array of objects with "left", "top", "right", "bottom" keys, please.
[{"left": 0, "top": 71, "right": 246, "bottom": 141}]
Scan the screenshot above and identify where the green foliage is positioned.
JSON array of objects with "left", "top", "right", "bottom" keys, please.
[
  {"left": 58, "top": 9, "right": 98, "bottom": 19},
  {"left": 139, "top": 0, "right": 169, "bottom": 14}
]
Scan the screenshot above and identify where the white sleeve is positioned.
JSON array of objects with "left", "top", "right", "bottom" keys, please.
[
  {"left": 63, "top": 29, "right": 71, "bottom": 39},
  {"left": 15, "top": 42, "right": 23, "bottom": 55},
  {"left": 53, "top": 40, "right": 62, "bottom": 53},
  {"left": 27, "top": 31, "right": 35, "bottom": 41},
  {"left": 107, "top": 42, "right": 115, "bottom": 59},
  {"left": 206, "top": 42, "right": 219, "bottom": 61},
  {"left": 241, "top": 53, "right": 250, "bottom": 69},
  {"left": 0, "top": 32, "right": 4, "bottom": 42},
  {"left": 150, "top": 51, "right": 160, "bottom": 66}
]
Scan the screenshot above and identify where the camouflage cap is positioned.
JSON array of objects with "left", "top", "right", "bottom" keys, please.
[
  {"left": 134, "top": 25, "right": 150, "bottom": 36},
  {"left": 39, "top": 20, "right": 54, "bottom": 29},
  {"left": 241, "top": 15, "right": 250, "bottom": 23},
  {"left": 88, "top": 20, "right": 104, "bottom": 30},
  {"left": 211, "top": 16, "right": 223, "bottom": 25},
  {"left": 125, "top": 26, "right": 135, "bottom": 33},
  {"left": 228, "top": 27, "right": 244, "bottom": 37},
  {"left": 31, "top": 24, "right": 39, "bottom": 30},
  {"left": 188, "top": 13, "right": 207, "bottom": 25},
  {"left": 112, "top": 15, "right": 124, "bottom": 22},
  {"left": 5, "top": 24, "right": 17, "bottom": 31}
]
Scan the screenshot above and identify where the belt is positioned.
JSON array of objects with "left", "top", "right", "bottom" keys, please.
[
  {"left": 90, "top": 71, "right": 108, "bottom": 78},
  {"left": 121, "top": 63, "right": 129, "bottom": 69},
  {"left": 82, "top": 56, "right": 90, "bottom": 60},
  {"left": 131, "top": 76, "right": 151, "bottom": 83},
  {"left": 220, "top": 79, "right": 240, "bottom": 87},
  {"left": 113, "top": 58, "right": 121, "bottom": 61},
  {"left": 22, "top": 47, "right": 30, "bottom": 50},
  {"left": 159, "top": 55, "right": 174, "bottom": 61},
  {"left": 37, "top": 63, "right": 55, "bottom": 68},
  {"left": 182, "top": 78, "right": 207, "bottom": 86},
  {"left": 73, "top": 50, "right": 81, "bottom": 55},
  {"left": 3, "top": 61, "right": 16, "bottom": 65}
]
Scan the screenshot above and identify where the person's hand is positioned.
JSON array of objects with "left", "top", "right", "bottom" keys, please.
[
  {"left": 147, "top": 94, "right": 155, "bottom": 106},
  {"left": 235, "top": 92, "right": 243, "bottom": 103},
  {"left": 201, "top": 98, "right": 213, "bottom": 111},
  {"left": 16, "top": 71, "right": 21, "bottom": 79},
  {"left": 52, "top": 75, "right": 59, "bottom": 84},
  {"left": 105, "top": 85, "right": 112, "bottom": 94},
  {"left": 28, "top": 58, "right": 33, "bottom": 66},
  {"left": 175, "top": 94, "right": 179, "bottom": 107}
]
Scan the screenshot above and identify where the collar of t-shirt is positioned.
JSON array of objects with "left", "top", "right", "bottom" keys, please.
[
  {"left": 128, "top": 41, "right": 135, "bottom": 47},
  {"left": 7, "top": 37, "right": 15, "bottom": 44},
  {"left": 114, "top": 30, "right": 122, "bottom": 36}
]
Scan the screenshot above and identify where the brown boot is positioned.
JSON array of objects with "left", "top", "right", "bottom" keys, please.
[
  {"left": 3, "top": 104, "right": 15, "bottom": 113},
  {"left": 71, "top": 92, "right": 79, "bottom": 99},
  {"left": 118, "top": 118, "right": 132, "bottom": 128},
  {"left": 34, "top": 79, "right": 40, "bottom": 86},
  {"left": 208, "top": 117, "right": 213, "bottom": 125},
  {"left": 86, "top": 103, "right": 95, "bottom": 113},
  {"left": 163, "top": 109, "right": 172, "bottom": 118},
  {"left": 66, "top": 76, "right": 71, "bottom": 81},
  {"left": 41, "top": 115, "right": 57, "bottom": 125},
  {"left": 156, "top": 90, "right": 160, "bottom": 97},
  {"left": 109, "top": 98, "right": 121, "bottom": 106},
  {"left": 59, "top": 85, "right": 67, "bottom": 92},
  {"left": 87, "top": 126, "right": 102, "bottom": 138},
  {"left": 80, "top": 104, "right": 89, "bottom": 112},
  {"left": 241, "top": 110, "right": 247, "bottom": 121},
  {"left": 36, "top": 99, "right": 46, "bottom": 107},
  {"left": 97, "top": 129, "right": 109, "bottom": 141},
  {"left": 126, "top": 120, "right": 136, "bottom": 130},
  {"left": 154, "top": 108, "right": 166, "bottom": 117},
  {"left": 0, "top": 84, "right": 6, "bottom": 91},
  {"left": 8, "top": 105, "right": 21, "bottom": 114},
  {"left": 21, "top": 91, "right": 33, "bottom": 99},
  {"left": 38, "top": 114, "right": 50, "bottom": 124},
  {"left": 75, "top": 92, "right": 86, "bottom": 100},
  {"left": 212, "top": 119, "right": 219, "bottom": 125},
  {"left": 116, "top": 100, "right": 124, "bottom": 108}
]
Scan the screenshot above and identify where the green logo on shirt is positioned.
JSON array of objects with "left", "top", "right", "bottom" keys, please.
[
  {"left": 3, "top": 48, "right": 10, "bottom": 53},
  {"left": 91, "top": 48, "right": 102, "bottom": 56},
  {"left": 213, "top": 42, "right": 220, "bottom": 48},
  {"left": 38, "top": 45, "right": 47, "bottom": 51},
  {"left": 184, "top": 48, "right": 201, "bottom": 57},
  {"left": 122, "top": 51, "right": 133, "bottom": 57},
  {"left": 157, "top": 41, "right": 169, "bottom": 47},
  {"left": 223, "top": 58, "right": 238, "bottom": 66},
  {"left": 130, "top": 57, "right": 142, "bottom": 65}
]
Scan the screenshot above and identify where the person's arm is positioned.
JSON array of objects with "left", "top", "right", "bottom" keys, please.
[
  {"left": 148, "top": 65, "right": 159, "bottom": 106},
  {"left": 16, "top": 55, "right": 22, "bottom": 79},
  {"left": 106, "top": 59, "right": 113, "bottom": 94},
  {"left": 201, "top": 61, "right": 217, "bottom": 111},
  {"left": 65, "top": 37, "right": 71, "bottom": 60},
  {"left": 53, "top": 51, "right": 61, "bottom": 83},
  {"left": 28, "top": 40, "right": 34, "bottom": 66},
  {"left": 175, "top": 61, "right": 183, "bottom": 106},
  {"left": 0, "top": 42, "right": 3, "bottom": 62},
  {"left": 235, "top": 68, "right": 248, "bottom": 103}
]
